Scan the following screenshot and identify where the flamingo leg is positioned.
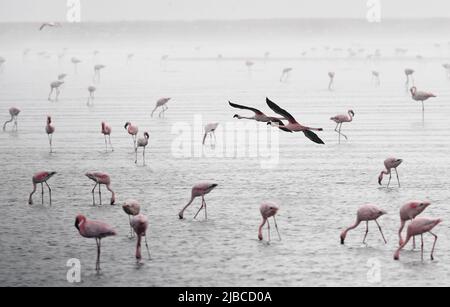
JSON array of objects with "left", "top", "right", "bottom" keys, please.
[
  {"left": 91, "top": 182, "right": 98, "bottom": 206},
  {"left": 104, "top": 135, "right": 108, "bottom": 152},
  {"left": 48, "top": 88, "right": 53, "bottom": 101},
  {"left": 96, "top": 238, "right": 102, "bottom": 271},
  {"left": 203, "top": 197, "right": 207, "bottom": 220},
  {"left": 135, "top": 147, "right": 138, "bottom": 164},
  {"left": 143, "top": 147, "right": 145, "bottom": 166},
  {"left": 375, "top": 220, "right": 387, "bottom": 244},
  {"left": 429, "top": 231, "right": 438, "bottom": 261},
  {"left": 193, "top": 198, "right": 204, "bottom": 219},
  {"left": 98, "top": 184, "right": 102, "bottom": 206},
  {"left": 29, "top": 183, "right": 36, "bottom": 205},
  {"left": 363, "top": 221, "right": 369, "bottom": 244},
  {"left": 108, "top": 135, "right": 113, "bottom": 151},
  {"left": 267, "top": 219, "right": 271, "bottom": 242},
  {"left": 41, "top": 183, "right": 44, "bottom": 205},
  {"left": 395, "top": 168, "right": 400, "bottom": 187},
  {"left": 387, "top": 173, "right": 391, "bottom": 188},
  {"left": 421, "top": 234, "right": 424, "bottom": 262},
  {"left": 339, "top": 123, "right": 348, "bottom": 140},
  {"left": 273, "top": 216, "right": 281, "bottom": 241},
  {"left": 144, "top": 235, "right": 151, "bottom": 260},
  {"left": 45, "top": 181, "right": 52, "bottom": 206}
]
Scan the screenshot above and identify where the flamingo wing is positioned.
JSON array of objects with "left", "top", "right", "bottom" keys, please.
[
  {"left": 303, "top": 130, "right": 325, "bottom": 144},
  {"left": 228, "top": 101, "right": 264, "bottom": 115},
  {"left": 266, "top": 97, "right": 296, "bottom": 124},
  {"left": 269, "top": 118, "right": 292, "bottom": 133}
]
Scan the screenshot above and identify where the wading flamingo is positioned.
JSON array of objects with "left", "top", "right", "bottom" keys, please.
[
  {"left": 124, "top": 122, "right": 139, "bottom": 150},
  {"left": 340, "top": 204, "right": 387, "bottom": 245},
  {"left": 405, "top": 68, "right": 414, "bottom": 89},
  {"left": 28, "top": 171, "right": 56, "bottom": 205},
  {"left": 71, "top": 57, "right": 81, "bottom": 73},
  {"left": 399, "top": 201, "right": 431, "bottom": 248},
  {"left": 151, "top": 97, "right": 171, "bottom": 118},
  {"left": 203, "top": 123, "right": 219, "bottom": 146},
  {"left": 258, "top": 202, "right": 281, "bottom": 242},
  {"left": 280, "top": 67, "right": 293, "bottom": 82},
  {"left": 75, "top": 215, "right": 117, "bottom": 271},
  {"left": 123, "top": 200, "right": 140, "bottom": 238},
  {"left": 135, "top": 132, "right": 149, "bottom": 165},
  {"left": 46, "top": 116, "right": 55, "bottom": 153},
  {"left": 328, "top": 72, "right": 335, "bottom": 90},
  {"left": 85, "top": 172, "right": 116, "bottom": 206},
  {"left": 87, "top": 86, "right": 96, "bottom": 106},
  {"left": 410, "top": 87, "right": 436, "bottom": 113},
  {"left": 131, "top": 214, "right": 151, "bottom": 261},
  {"left": 48, "top": 81, "right": 64, "bottom": 101},
  {"left": 378, "top": 157, "right": 402, "bottom": 188},
  {"left": 178, "top": 182, "right": 218, "bottom": 220},
  {"left": 330, "top": 110, "right": 354, "bottom": 144},
  {"left": 372, "top": 71, "right": 380, "bottom": 86},
  {"left": 101, "top": 122, "right": 113, "bottom": 152},
  {"left": 3, "top": 107, "right": 20, "bottom": 131},
  {"left": 93, "top": 64, "right": 105, "bottom": 82}
]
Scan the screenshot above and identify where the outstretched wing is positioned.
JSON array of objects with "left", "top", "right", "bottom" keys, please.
[
  {"left": 303, "top": 130, "right": 325, "bottom": 144},
  {"left": 229, "top": 101, "right": 263, "bottom": 115},
  {"left": 266, "top": 97, "right": 296, "bottom": 123}
]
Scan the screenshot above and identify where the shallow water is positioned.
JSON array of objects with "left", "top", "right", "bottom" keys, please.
[{"left": 0, "top": 21, "right": 450, "bottom": 287}]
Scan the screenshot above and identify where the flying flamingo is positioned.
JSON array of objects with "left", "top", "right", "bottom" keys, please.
[
  {"left": 266, "top": 98, "right": 325, "bottom": 144},
  {"left": 46, "top": 116, "right": 55, "bottom": 153},
  {"left": 203, "top": 123, "right": 219, "bottom": 146},
  {"left": 74, "top": 215, "right": 117, "bottom": 271},
  {"left": 28, "top": 171, "right": 56, "bottom": 205},
  {"left": 123, "top": 199, "right": 140, "bottom": 238},
  {"left": 101, "top": 122, "right": 113, "bottom": 152},
  {"left": 178, "top": 182, "right": 218, "bottom": 220},
  {"left": 85, "top": 172, "right": 116, "bottom": 206},
  {"left": 87, "top": 86, "right": 96, "bottom": 106},
  {"left": 93, "top": 64, "right": 105, "bottom": 82},
  {"left": 131, "top": 214, "right": 151, "bottom": 261},
  {"left": 328, "top": 72, "right": 335, "bottom": 90},
  {"left": 258, "top": 202, "right": 281, "bottom": 242},
  {"left": 151, "top": 98, "right": 171, "bottom": 118},
  {"left": 229, "top": 101, "right": 287, "bottom": 127},
  {"left": 135, "top": 132, "right": 149, "bottom": 165},
  {"left": 124, "top": 122, "right": 139, "bottom": 150},
  {"left": 410, "top": 87, "right": 436, "bottom": 113},
  {"left": 398, "top": 201, "right": 431, "bottom": 248},
  {"left": 280, "top": 67, "right": 293, "bottom": 82},
  {"left": 3, "top": 107, "right": 20, "bottom": 131},
  {"left": 71, "top": 57, "right": 81, "bottom": 73},
  {"left": 378, "top": 157, "right": 402, "bottom": 188},
  {"left": 330, "top": 110, "right": 355, "bottom": 144},
  {"left": 405, "top": 68, "right": 414, "bottom": 89},
  {"left": 48, "top": 81, "right": 64, "bottom": 101},
  {"left": 340, "top": 204, "right": 387, "bottom": 245},
  {"left": 394, "top": 217, "right": 442, "bottom": 261}
]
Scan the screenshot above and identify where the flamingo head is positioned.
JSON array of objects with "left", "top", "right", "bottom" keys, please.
[
  {"left": 101, "top": 122, "right": 105, "bottom": 129},
  {"left": 74, "top": 215, "right": 86, "bottom": 231},
  {"left": 410, "top": 87, "right": 417, "bottom": 95},
  {"left": 85, "top": 172, "right": 96, "bottom": 181},
  {"left": 47, "top": 116, "right": 52, "bottom": 124},
  {"left": 233, "top": 114, "right": 239, "bottom": 119},
  {"left": 124, "top": 122, "right": 130, "bottom": 129},
  {"left": 349, "top": 110, "right": 355, "bottom": 117},
  {"left": 340, "top": 232, "right": 346, "bottom": 245},
  {"left": 144, "top": 132, "right": 149, "bottom": 139},
  {"left": 378, "top": 172, "right": 384, "bottom": 185}
]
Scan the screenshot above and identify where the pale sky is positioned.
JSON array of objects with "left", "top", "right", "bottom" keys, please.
[{"left": 0, "top": 0, "right": 449, "bottom": 22}]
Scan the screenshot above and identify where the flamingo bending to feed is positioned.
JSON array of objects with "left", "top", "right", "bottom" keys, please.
[
  {"left": 85, "top": 172, "right": 116, "bottom": 206},
  {"left": 398, "top": 201, "right": 431, "bottom": 248},
  {"left": 394, "top": 217, "right": 442, "bottom": 261},
  {"left": 28, "top": 171, "right": 56, "bottom": 205},
  {"left": 340, "top": 204, "right": 387, "bottom": 245},
  {"left": 46, "top": 116, "right": 55, "bottom": 153},
  {"left": 258, "top": 202, "right": 281, "bottom": 242},
  {"left": 203, "top": 123, "right": 219, "bottom": 146},
  {"left": 3, "top": 107, "right": 20, "bottom": 131},
  {"left": 378, "top": 157, "right": 402, "bottom": 187},
  {"left": 135, "top": 132, "right": 149, "bottom": 165},
  {"left": 178, "top": 182, "right": 218, "bottom": 220},
  {"left": 330, "top": 110, "right": 354, "bottom": 144},
  {"left": 124, "top": 122, "right": 139, "bottom": 150},
  {"left": 48, "top": 80, "right": 64, "bottom": 101},
  {"left": 101, "top": 122, "right": 113, "bottom": 152},
  {"left": 131, "top": 214, "right": 151, "bottom": 260},
  {"left": 151, "top": 98, "right": 171, "bottom": 118},
  {"left": 410, "top": 87, "right": 436, "bottom": 113},
  {"left": 266, "top": 97, "right": 325, "bottom": 144},
  {"left": 75, "top": 215, "right": 117, "bottom": 271},
  {"left": 123, "top": 200, "right": 140, "bottom": 238}
]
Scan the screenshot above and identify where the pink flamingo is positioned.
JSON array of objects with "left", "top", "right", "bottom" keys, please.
[
  {"left": 48, "top": 80, "right": 64, "bottom": 101},
  {"left": 258, "top": 202, "right": 281, "bottom": 242},
  {"left": 46, "top": 116, "right": 55, "bottom": 153},
  {"left": 330, "top": 110, "right": 354, "bottom": 144},
  {"left": 340, "top": 204, "right": 387, "bottom": 245},
  {"left": 101, "top": 122, "right": 113, "bottom": 152},
  {"left": 178, "top": 182, "right": 218, "bottom": 220},
  {"left": 410, "top": 87, "right": 436, "bottom": 113},
  {"left": 398, "top": 201, "right": 430, "bottom": 248},
  {"left": 3, "top": 107, "right": 20, "bottom": 131},
  {"left": 28, "top": 171, "right": 56, "bottom": 205},
  {"left": 124, "top": 122, "right": 139, "bottom": 150},
  {"left": 266, "top": 98, "right": 324, "bottom": 144},
  {"left": 151, "top": 98, "right": 171, "bottom": 118},
  {"left": 74, "top": 215, "right": 117, "bottom": 271},
  {"left": 202, "top": 123, "right": 219, "bottom": 146},
  {"left": 131, "top": 214, "right": 151, "bottom": 260},
  {"left": 85, "top": 172, "right": 116, "bottom": 206},
  {"left": 378, "top": 157, "right": 402, "bottom": 188},
  {"left": 394, "top": 217, "right": 442, "bottom": 261},
  {"left": 135, "top": 132, "right": 149, "bottom": 165},
  {"left": 123, "top": 199, "right": 140, "bottom": 238}
]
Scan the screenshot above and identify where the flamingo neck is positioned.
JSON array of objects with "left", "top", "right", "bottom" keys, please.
[{"left": 258, "top": 218, "right": 267, "bottom": 240}]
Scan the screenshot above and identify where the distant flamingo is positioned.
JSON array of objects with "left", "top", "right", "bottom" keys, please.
[
  {"left": 151, "top": 98, "right": 171, "bottom": 118},
  {"left": 0, "top": 57, "right": 5, "bottom": 72},
  {"left": 58, "top": 73, "right": 67, "bottom": 81},
  {"left": 372, "top": 70, "right": 380, "bottom": 86},
  {"left": 101, "top": 122, "right": 113, "bottom": 152},
  {"left": 28, "top": 171, "right": 56, "bottom": 205},
  {"left": 178, "top": 182, "right": 218, "bottom": 220},
  {"left": 39, "top": 22, "right": 60, "bottom": 31},
  {"left": 258, "top": 202, "right": 281, "bottom": 242},
  {"left": 378, "top": 157, "right": 402, "bottom": 187},
  {"left": 127, "top": 53, "right": 134, "bottom": 63},
  {"left": 135, "top": 132, "right": 149, "bottom": 165},
  {"left": 71, "top": 57, "right": 81, "bottom": 73},
  {"left": 442, "top": 63, "right": 450, "bottom": 79},
  {"left": 131, "top": 214, "right": 151, "bottom": 260},
  {"left": 46, "top": 116, "right": 55, "bottom": 153},
  {"left": 74, "top": 215, "right": 117, "bottom": 271},
  {"left": 405, "top": 68, "right": 414, "bottom": 89},
  {"left": 87, "top": 86, "right": 96, "bottom": 106},
  {"left": 399, "top": 201, "right": 431, "bottom": 247},
  {"left": 280, "top": 67, "right": 293, "bottom": 82},
  {"left": 340, "top": 204, "right": 387, "bottom": 245},
  {"left": 410, "top": 87, "right": 436, "bottom": 113},
  {"left": 245, "top": 60, "right": 254, "bottom": 73},
  {"left": 85, "top": 172, "right": 116, "bottom": 206},
  {"left": 394, "top": 217, "right": 442, "bottom": 261},
  {"left": 203, "top": 123, "right": 219, "bottom": 146},
  {"left": 123, "top": 199, "right": 140, "bottom": 238},
  {"left": 93, "top": 64, "right": 105, "bottom": 82},
  {"left": 48, "top": 81, "right": 64, "bottom": 101},
  {"left": 328, "top": 72, "right": 335, "bottom": 90},
  {"left": 330, "top": 110, "right": 354, "bottom": 144},
  {"left": 124, "top": 122, "right": 139, "bottom": 150},
  {"left": 3, "top": 107, "right": 20, "bottom": 131}
]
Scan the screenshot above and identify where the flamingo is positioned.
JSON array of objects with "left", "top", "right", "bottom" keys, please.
[
  {"left": 378, "top": 157, "right": 402, "bottom": 188},
  {"left": 405, "top": 68, "right": 414, "bottom": 89},
  {"left": 131, "top": 214, "right": 151, "bottom": 261},
  {"left": 178, "top": 182, "right": 218, "bottom": 220},
  {"left": 442, "top": 63, "right": 450, "bottom": 79},
  {"left": 74, "top": 215, "right": 117, "bottom": 271},
  {"left": 330, "top": 110, "right": 354, "bottom": 144},
  {"left": 127, "top": 53, "right": 134, "bottom": 63},
  {"left": 399, "top": 201, "right": 431, "bottom": 248},
  {"left": 410, "top": 87, "right": 436, "bottom": 113},
  {"left": 124, "top": 122, "right": 139, "bottom": 150},
  {"left": 39, "top": 22, "right": 60, "bottom": 31},
  {"left": 3, "top": 107, "right": 20, "bottom": 131},
  {"left": 46, "top": 116, "right": 55, "bottom": 153},
  {"left": 280, "top": 67, "right": 293, "bottom": 82},
  {"left": 123, "top": 199, "right": 140, "bottom": 238},
  {"left": 228, "top": 101, "right": 286, "bottom": 126},
  {"left": 328, "top": 72, "right": 335, "bottom": 90},
  {"left": 258, "top": 202, "right": 281, "bottom": 242},
  {"left": 394, "top": 217, "right": 442, "bottom": 261},
  {"left": 48, "top": 81, "right": 64, "bottom": 101},
  {"left": 340, "top": 204, "right": 387, "bottom": 245},
  {"left": 372, "top": 71, "right": 380, "bottom": 86},
  {"left": 151, "top": 98, "right": 171, "bottom": 118},
  {"left": 202, "top": 123, "right": 219, "bottom": 146},
  {"left": 135, "top": 132, "right": 149, "bottom": 165},
  {"left": 101, "top": 122, "right": 113, "bottom": 152},
  {"left": 87, "top": 86, "right": 96, "bottom": 106},
  {"left": 71, "top": 57, "right": 81, "bottom": 73},
  {"left": 85, "top": 172, "right": 116, "bottom": 206},
  {"left": 93, "top": 64, "right": 105, "bottom": 82},
  {"left": 28, "top": 171, "right": 56, "bottom": 205},
  {"left": 245, "top": 60, "right": 254, "bottom": 73},
  {"left": 266, "top": 98, "right": 325, "bottom": 144}
]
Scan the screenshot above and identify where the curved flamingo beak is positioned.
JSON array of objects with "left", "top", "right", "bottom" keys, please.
[
  {"left": 340, "top": 236, "right": 345, "bottom": 245},
  {"left": 233, "top": 114, "right": 239, "bottom": 118},
  {"left": 74, "top": 218, "right": 80, "bottom": 231}
]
